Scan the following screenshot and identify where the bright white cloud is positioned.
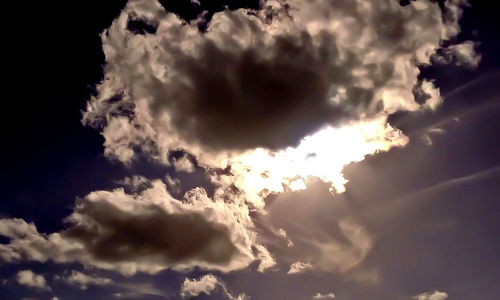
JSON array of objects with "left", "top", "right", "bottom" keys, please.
[{"left": 180, "top": 274, "right": 219, "bottom": 298}]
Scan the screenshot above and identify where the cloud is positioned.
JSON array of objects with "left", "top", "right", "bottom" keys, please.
[
  {"left": 421, "top": 127, "right": 445, "bottom": 146},
  {"left": 84, "top": 0, "right": 476, "bottom": 153},
  {"left": 261, "top": 183, "right": 374, "bottom": 274},
  {"left": 0, "top": 179, "right": 268, "bottom": 275},
  {"left": 62, "top": 270, "right": 113, "bottom": 290},
  {"left": 55, "top": 270, "right": 163, "bottom": 297},
  {"left": 180, "top": 274, "right": 248, "bottom": 299},
  {"left": 395, "top": 166, "right": 500, "bottom": 202},
  {"left": 165, "top": 174, "right": 182, "bottom": 194},
  {"left": 434, "top": 41, "right": 481, "bottom": 67},
  {"left": 16, "top": 270, "right": 50, "bottom": 291},
  {"left": 171, "top": 152, "right": 196, "bottom": 173},
  {"left": 180, "top": 274, "right": 219, "bottom": 298},
  {"left": 309, "top": 219, "right": 372, "bottom": 273},
  {"left": 287, "top": 261, "right": 313, "bottom": 275},
  {"left": 413, "top": 290, "right": 448, "bottom": 300},
  {"left": 255, "top": 243, "right": 277, "bottom": 272},
  {"left": 81, "top": 0, "right": 478, "bottom": 206},
  {"left": 115, "top": 175, "right": 153, "bottom": 193},
  {"left": 113, "top": 282, "right": 165, "bottom": 298},
  {"left": 312, "top": 292, "right": 336, "bottom": 299}
]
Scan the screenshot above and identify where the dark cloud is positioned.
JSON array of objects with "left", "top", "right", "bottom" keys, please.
[
  {"left": 0, "top": 181, "right": 258, "bottom": 275},
  {"left": 149, "top": 29, "right": 370, "bottom": 151},
  {"left": 63, "top": 196, "right": 237, "bottom": 266}
]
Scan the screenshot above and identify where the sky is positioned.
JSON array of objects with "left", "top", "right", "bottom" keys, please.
[{"left": 1, "top": 0, "right": 499, "bottom": 299}]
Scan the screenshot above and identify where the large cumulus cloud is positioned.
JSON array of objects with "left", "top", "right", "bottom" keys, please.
[{"left": 83, "top": 0, "right": 478, "bottom": 166}]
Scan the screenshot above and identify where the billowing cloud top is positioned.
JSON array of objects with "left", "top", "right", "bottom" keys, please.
[{"left": 83, "top": 0, "right": 478, "bottom": 203}]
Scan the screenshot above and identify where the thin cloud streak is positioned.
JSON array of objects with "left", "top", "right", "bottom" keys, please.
[{"left": 401, "top": 166, "right": 500, "bottom": 200}]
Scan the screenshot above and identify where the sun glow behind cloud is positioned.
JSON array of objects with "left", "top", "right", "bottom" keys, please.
[
  {"left": 229, "top": 115, "right": 409, "bottom": 205},
  {"left": 79, "top": 0, "right": 481, "bottom": 212}
]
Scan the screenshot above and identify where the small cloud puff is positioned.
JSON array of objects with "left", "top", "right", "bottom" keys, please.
[
  {"left": 413, "top": 290, "right": 448, "bottom": 300},
  {"left": 180, "top": 274, "right": 248, "bottom": 300},
  {"left": 16, "top": 270, "right": 50, "bottom": 291},
  {"left": 312, "top": 292, "right": 336, "bottom": 299},
  {"left": 287, "top": 261, "right": 313, "bottom": 275}
]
